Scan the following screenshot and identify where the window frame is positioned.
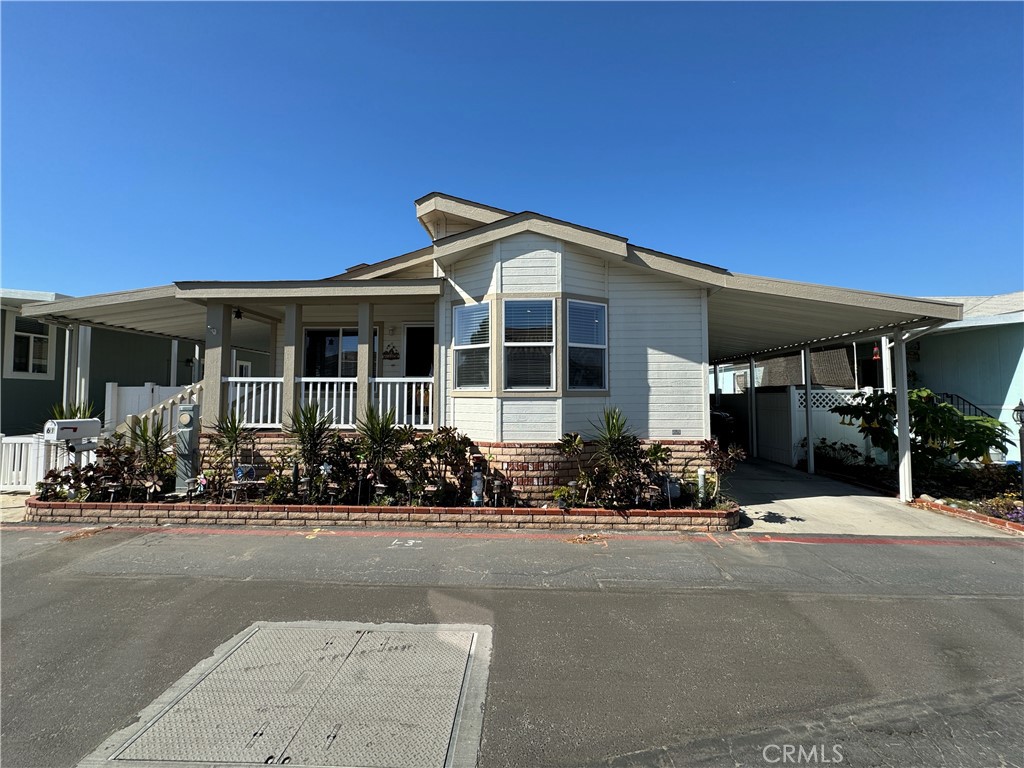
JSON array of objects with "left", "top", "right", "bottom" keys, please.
[
  {"left": 302, "top": 326, "right": 378, "bottom": 379},
  {"left": 452, "top": 302, "right": 491, "bottom": 390},
  {"left": 3, "top": 310, "right": 57, "bottom": 381},
  {"left": 566, "top": 299, "right": 608, "bottom": 392},
  {"left": 503, "top": 298, "right": 555, "bottom": 392}
]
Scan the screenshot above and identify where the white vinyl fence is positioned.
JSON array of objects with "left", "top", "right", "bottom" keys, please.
[{"left": 0, "top": 434, "right": 94, "bottom": 492}]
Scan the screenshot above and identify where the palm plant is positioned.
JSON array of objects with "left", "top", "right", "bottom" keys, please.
[
  {"left": 128, "top": 415, "right": 174, "bottom": 481},
  {"left": 212, "top": 410, "right": 255, "bottom": 468},
  {"left": 287, "top": 401, "right": 334, "bottom": 477}
]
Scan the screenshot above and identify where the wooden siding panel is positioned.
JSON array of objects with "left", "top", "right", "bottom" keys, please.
[
  {"left": 451, "top": 246, "right": 496, "bottom": 299},
  {"left": 500, "top": 234, "right": 559, "bottom": 293},
  {"left": 563, "top": 247, "right": 608, "bottom": 298},
  {"left": 452, "top": 398, "right": 496, "bottom": 442},
  {"left": 501, "top": 399, "right": 559, "bottom": 441},
  {"left": 608, "top": 266, "right": 706, "bottom": 439}
]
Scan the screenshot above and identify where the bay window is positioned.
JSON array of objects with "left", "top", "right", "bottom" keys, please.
[
  {"left": 568, "top": 300, "right": 607, "bottom": 389},
  {"left": 504, "top": 299, "right": 554, "bottom": 390},
  {"left": 453, "top": 303, "right": 490, "bottom": 389}
]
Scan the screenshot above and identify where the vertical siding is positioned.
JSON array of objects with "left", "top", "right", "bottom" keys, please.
[
  {"left": 608, "top": 266, "right": 706, "bottom": 439},
  {"left": 499, "top": 234, "right": 559, "bottom": 293},
  {"left": 452, "top": 398, "right": 496, "bottom": 441},
  {"left": 562, "top": 247, "right": 608, "bottom": 297},
  {"left": 501, "top": 399, "right": 559, "bottom": 441}
]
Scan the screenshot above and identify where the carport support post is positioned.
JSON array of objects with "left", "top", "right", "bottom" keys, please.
[
  {"left": 803, "top": 345, "right": 814, "bottom": 474},
  {"left": 713, "top": 364, "right": 721, "bottom": 406},
  {"left": 747, "top": 356, "right": 758, "bottom": 458},
  {"left": 280, "top": 304, "right": 302, "bottom": 427},
  {"left": 201, "top": 303, "right": 233, "bottom": 429},
  {"left": 893, "top": 332, "right": 913, "bottom": 502}
]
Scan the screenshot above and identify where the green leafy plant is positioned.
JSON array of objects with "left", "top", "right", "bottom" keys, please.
[
  {"left": 831, "top": 388, "right": 1012, "bottom": 467},
  {"left": 585, "top": 408, "right": 671, "bottom": 510},
  {"left": 695, "top": 438, "right": 746, "bottom": 507},
  {"left": 49, "top": 401, "right": 99, "bottom": 420},
  {"left": 211, "top": 410, "right": 255, "bottom": 468},
  {"left": 287, "top": 401, "right": 335, "bottom": 502},
  {"left": 127, "top": 415, "right": 175, "bottom": 488},
  {"left": 356, "top": 406, "right": 404, "bottom": 489}
]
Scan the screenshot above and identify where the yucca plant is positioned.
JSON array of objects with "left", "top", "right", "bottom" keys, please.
[
  {"left": 127, "top": 415, "right": 175, "bottom": 492},
  {"left": 287, "top": 401, "right": 334, "bottom": 477},
  {"left": 212, "top": 410, "right": 255, "bottom": 468},
  {"left": 355, "top": 406, "right": 403, "bottom": 482}
]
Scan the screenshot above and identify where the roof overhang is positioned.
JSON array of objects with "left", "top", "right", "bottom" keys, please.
[
  {"left": 19, "top": 280, "right": 444, "bottom": 352},
  {"left": 707, "top": 276, "right": 963, "bottom": 363}
]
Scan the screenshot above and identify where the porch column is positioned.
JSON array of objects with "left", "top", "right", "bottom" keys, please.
[
  {"left": 63, "top": 324, "right": 79, "bottom": 409},
  {"left": 747, "top": 356, "right": 758, "bottom": 458},
  {"left": 170, "top": 339, "right": 179, "bottom": 387},
  {"left": 713, "top": 364, "right": 721, "bottom": 406},
  {"left": 356, "top": 302, "right": 374, "bottom": 420},
  {"left": 803, "top": 345, "right": 814, "bottom": 474},
  {"left": 76, "top": 326, "right": 92, "bottom": 406},
  {"left": 201, "top": 303, "right": 233, "bottom": 429},
  {"left": 267, "top": 321, "right": 280, "bottom": 378},
  {"left": 893, "top": 332, "right": 913, "bottom": 502},
  {"left": 281, "top": 304, "right": 302, "bottom": 425}
]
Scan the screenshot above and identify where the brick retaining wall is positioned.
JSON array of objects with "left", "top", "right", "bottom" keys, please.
[{"left": 25, "top": 498, "right": 739, "bottom": 532}]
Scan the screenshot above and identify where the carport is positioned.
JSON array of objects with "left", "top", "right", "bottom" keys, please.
[{"left": 699, "top": 272, "right": 962, "bottom": 503}]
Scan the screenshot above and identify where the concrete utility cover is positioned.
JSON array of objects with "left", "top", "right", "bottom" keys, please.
[{"left": 78, "top": 621, "right": 492, "bottom": 768}]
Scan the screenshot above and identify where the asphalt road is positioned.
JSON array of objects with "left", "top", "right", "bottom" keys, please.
[{"left": 2, "top": 523, "right": 1022, "bottom": 768}]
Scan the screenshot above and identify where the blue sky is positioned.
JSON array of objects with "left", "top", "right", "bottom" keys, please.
[{"left": 3, "top": 2, "right": 1021, "bottom": 298}]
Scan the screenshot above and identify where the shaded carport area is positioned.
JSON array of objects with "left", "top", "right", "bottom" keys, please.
[{"left": 702, "top": 271, "right": 964, "bottom": 505}]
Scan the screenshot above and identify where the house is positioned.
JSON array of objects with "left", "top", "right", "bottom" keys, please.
[
  {"left": 914, "top": 291, "right": 1023, "bottom": 462},
  {"left": 19, "top": 193, "right": 963, "bottom": 502}
]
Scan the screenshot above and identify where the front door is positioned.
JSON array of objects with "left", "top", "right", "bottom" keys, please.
[{"left": 405, "top": 326, "right": 434, "bottom": 377}]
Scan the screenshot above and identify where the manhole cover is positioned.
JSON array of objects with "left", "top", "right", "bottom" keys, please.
[{"left": 79, "top": 621, "right": 492, "bottom": 768}]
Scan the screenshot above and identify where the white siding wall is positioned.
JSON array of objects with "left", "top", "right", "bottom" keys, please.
[
  {"left": 608, "top": 265, "right": 706, "bottom": 439},
  {"left": 500, "top": 234, "right": 559, "bottom": 293},
  {"left": 450, "top": 246, "right": 496, "bottom": 299},
  {"left": 452, "top": 398, "right": 496, "bottom": 441},
  {"left": 562, "top": 396, "right": 610, "bottom": 436},
  {"left": 501, "top": 399, "right": 560, "bottom": 441},
  {"left": 563, "top": 247, "right": 608, "bottom": 297}
]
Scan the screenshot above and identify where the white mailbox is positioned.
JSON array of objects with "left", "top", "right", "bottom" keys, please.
[{"left": 43, "top": 418, "right": 102, "bottom": 442}]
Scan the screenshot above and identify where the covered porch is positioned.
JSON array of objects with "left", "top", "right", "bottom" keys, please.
[{"left": 21, "top": 279, "right": 445, "bottom": 431}]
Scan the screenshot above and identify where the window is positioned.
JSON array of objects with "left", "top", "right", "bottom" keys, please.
[
  {"left": 4, "top": 314, "right": 55, "bottom": 380},
  {"left": 504, "top": 299, "right": 554, "bottom": 390},
  {"left": 568, "top": 300, "right": 607, "bottom": 389},
  {"left": 453, "top": 303, "right": 489, "bottom": 389},
  {"left": 304, "top": 328, "right": 376, "bottom": 377}
]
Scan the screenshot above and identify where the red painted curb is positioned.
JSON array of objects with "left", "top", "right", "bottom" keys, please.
[{"left": 913, "top": 498, "right": 1024, "bottom": 535}]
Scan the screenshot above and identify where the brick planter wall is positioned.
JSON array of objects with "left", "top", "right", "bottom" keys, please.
[
  {"left": 25, "top": 498, "right": 740, "bottom": 532},
  {"left": 201, "top": 432, "right": 709, "bottom": 507}
]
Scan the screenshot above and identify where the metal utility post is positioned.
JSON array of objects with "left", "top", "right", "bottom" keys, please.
[{"left": 748, "top": 356, "right": 758, "bottom": 458}]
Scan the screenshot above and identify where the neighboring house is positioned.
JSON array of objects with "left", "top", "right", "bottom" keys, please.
[
  {"left": 1, "top": 288, "right": 271, "bottom": 436},
  {"left": 914, "top": 292, "right": 1024, "bottom": 462},
  {"left": 20, "top": 192, "right": 963, "bottom": 501}
]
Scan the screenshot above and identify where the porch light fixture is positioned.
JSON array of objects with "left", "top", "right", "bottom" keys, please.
[
  {"left": 872, "top": 344, "right": 881, "bottom": 361},
  {"left": 233, "top": 308, "right": 243, "bottom": 320}
]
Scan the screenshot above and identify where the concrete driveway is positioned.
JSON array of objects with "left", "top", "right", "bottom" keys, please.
[{"left": 728, "top": 459, "right": 1014, "bottom": 537}]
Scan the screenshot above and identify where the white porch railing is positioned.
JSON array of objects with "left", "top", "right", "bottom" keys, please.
[
  {"left": 1, "top": 434, "right": 93, "bottom": 492},
  {"left": 225, "top": 377, "right": 283, "bottom": 428},
  {"left": 373, "top": 377, "right": 434, "bottom": 429},
  {"left": 300, "top": 378, "right": 358, "bottom": 428}
]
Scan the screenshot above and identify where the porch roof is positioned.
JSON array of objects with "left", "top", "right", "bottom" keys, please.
[{"left": 19, "top": 279, "right": 443, "bottom": 351}]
